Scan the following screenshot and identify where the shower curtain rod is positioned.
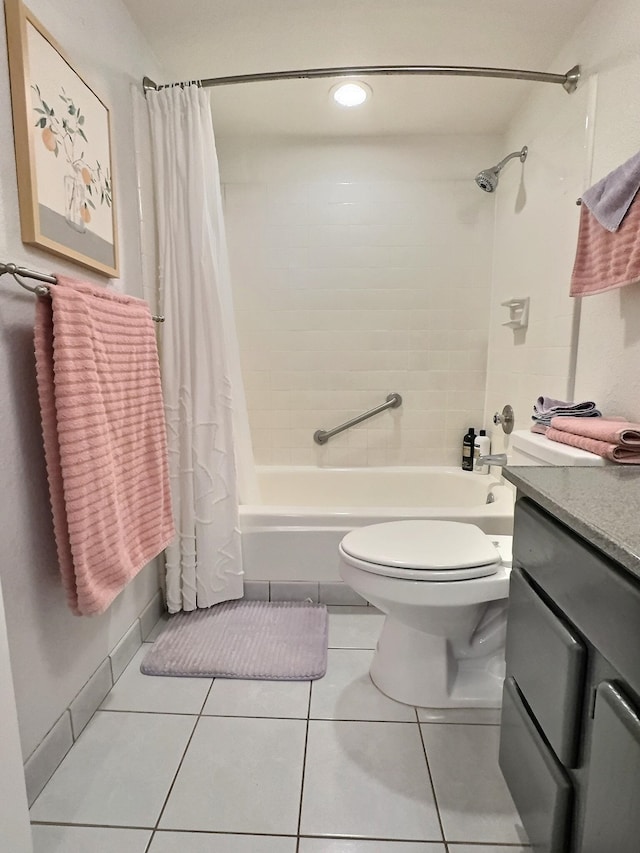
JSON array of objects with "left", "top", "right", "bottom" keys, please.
[
  {"left": 0, "top": 262, "right": 165, "bottom": 322},
  {"left": 142, "top": 63, "right": 581, "bottom": 95}
]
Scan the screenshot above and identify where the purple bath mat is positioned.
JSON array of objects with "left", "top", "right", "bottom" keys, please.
[{"left": 141, "top": 599, "right": 328, "bottom": 680}]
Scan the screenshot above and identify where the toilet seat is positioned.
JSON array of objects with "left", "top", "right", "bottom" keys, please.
[{"left": 340, "top": 520, "right": 503, "bottom": 582}]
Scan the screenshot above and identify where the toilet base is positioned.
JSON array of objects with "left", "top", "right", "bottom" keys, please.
[{"left": 369, "top": 615, "right": 505, "bottom": 709}]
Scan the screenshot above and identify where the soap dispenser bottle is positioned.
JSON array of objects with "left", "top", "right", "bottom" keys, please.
[
  {"left": 461, "top": 427, "right": 476, "bottom": 472},
  {"left": 474, "top": 429, "right": 491, "bottom": 474}
]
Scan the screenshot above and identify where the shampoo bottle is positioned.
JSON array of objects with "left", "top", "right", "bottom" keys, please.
[
  {"left": 474, "top": 429, "right": 491, "bottom": 474},
  {"left": 461, "top": 427, "right": 476, "bottom": 472}
]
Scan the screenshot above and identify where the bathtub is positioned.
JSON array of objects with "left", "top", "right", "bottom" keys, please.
[{"left": 240, "top": 466, "right": 514, "bottom": 582}]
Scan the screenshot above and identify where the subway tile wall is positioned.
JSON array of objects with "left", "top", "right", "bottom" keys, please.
[
  {"left": 483, "top": 84, "right": 590, "bottom": 454},
  {"left": 221, "top": 140, "right": 497, "bottom": 467}
]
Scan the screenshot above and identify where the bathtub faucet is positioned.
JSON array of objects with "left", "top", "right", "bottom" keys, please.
[{"left": 478, "top": 453, "right": 508, "bottom": 467}]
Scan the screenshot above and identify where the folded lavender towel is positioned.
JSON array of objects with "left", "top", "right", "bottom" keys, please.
[
  {"left": 550, "top": 416, "right": 639, "bottom": 446},
  {"left": 581, "top": 150, "right": 640, "bottom": 232},
  {"left": 534, "top": 396, "right": 600, "bottom": 415},
  {"left": 532, "top": 397, "right": 601, "bottom": 427},
  {"left": 546, "top": 428, "right": 640, "bottom": 464}
]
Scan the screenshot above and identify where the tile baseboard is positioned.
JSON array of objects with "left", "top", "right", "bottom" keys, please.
[
  {"left": 69, "top": 659, "right": 113, "bottom": 740},
  {"left": 244, "top": 580, "right": 368, "bottom": 606},
  {"left": 109, "top": 621, "right": 143, "bottom": 683},
  {"left": 24, "top": 590, "right": 164, "bottom": 807},
  {"left": 139, "top": 590, "right": 164, "bottom": 641},
  {"left": 24, "top": 711, "right": 73, "bottom": 808}
]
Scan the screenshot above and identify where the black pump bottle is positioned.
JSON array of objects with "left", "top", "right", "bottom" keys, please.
[{"left": 461, "top": 427, "right": 476, "bottom": 472}]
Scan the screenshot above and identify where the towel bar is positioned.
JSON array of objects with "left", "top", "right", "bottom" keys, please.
[{"left": 0, "top": 262, "right": 165, "bottom": 322}]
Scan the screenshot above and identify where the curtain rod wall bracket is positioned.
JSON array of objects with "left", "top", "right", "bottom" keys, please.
[
  {"left": 143, "top": 76, "right": 159, "bottom": 96},
  {"left": 141, "top": 63, "right": 581, "bottom": 95},
  {"left": 563, "top": 64, "right": 581, "bottom": 94}
]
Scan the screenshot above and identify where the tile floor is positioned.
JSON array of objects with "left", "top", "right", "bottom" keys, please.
[{"left": 30, "top": 607, "right": 530, "bottom": 853}]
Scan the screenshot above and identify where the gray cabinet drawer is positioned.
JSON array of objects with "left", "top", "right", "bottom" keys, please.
[
  {"left": 581, "top": 682, "right": 640, "bottom": 853},
  {"left": 500, "top": 676, "right": 572, "bottom": 853},
  {"left": 506, "top": 567, "right": 586, "bottom": 766},
  {"left": 514, "top": 498, "right": 640, "bottom": 699}
]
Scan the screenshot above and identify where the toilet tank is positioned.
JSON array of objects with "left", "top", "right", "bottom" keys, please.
[{"left": 509, "top": 430, "right": 607, "bottom": 467}]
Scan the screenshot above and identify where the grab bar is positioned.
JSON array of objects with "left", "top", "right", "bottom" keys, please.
[{"left": 313, "top": 393, "right": 402, "bottom": 445}]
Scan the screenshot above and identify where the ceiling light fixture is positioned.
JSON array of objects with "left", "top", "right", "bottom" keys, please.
[{"left": 331, "top": 81, "right": 371, "bottom": 107}]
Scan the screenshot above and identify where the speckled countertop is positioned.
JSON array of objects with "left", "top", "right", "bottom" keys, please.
[{"left": 502, "top": 465, "right": 640, "bottom": 581}]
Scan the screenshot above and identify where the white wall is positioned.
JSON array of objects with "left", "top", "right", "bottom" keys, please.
[
  {"left": 571, "top": 0, "right": 640, "bottom": 415},
  {"left": 0, "top": 0, "right": 163, "bottom": 759},
  {"left": 0, "top": 578, "right": 31, "bottom": 853},
  {"left": 486, "top": 0, "right": 640, "bottom": 449},
  {"left": 220, "top": 135, "right": 501, "bottom": 467}
]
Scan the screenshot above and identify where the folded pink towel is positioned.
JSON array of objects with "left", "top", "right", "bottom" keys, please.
[
  {"left": 550, "top": 416, "right": 639, "bottom": 446},
  {"left": 530, "top": 424, "right": 548, "bottom": 435},
  {"left": 546, "top": 428, "right": 640, "bottom": 464},
  {"left": 34, "top": 276, "right": 175, "bottom": 616},
  {"left": 570, "top": 195, "right": 640, "bottom": 296}
]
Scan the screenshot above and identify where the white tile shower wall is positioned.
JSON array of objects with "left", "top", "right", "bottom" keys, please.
[
  {"left": 483, "top": 82, "right": 589, "bottom": 453},
  {"left": 220, "top": 137, "right": 500, "bottom": 466}
]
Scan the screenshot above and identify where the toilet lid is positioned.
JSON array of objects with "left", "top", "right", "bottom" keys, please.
[{"left": 340, "top": 520, "right": 501, "bottom": 572}]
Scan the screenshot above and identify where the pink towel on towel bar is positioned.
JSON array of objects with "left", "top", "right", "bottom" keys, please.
[
  {"left": 550, "top": 416, "right": 640, "bottom": 446},
  {"left": 34, "top": 276, "right": 175, "bottom": 616},
  {"left": 546, "top": 428, "right": 640, "bottom": 464},
  {"left": 570, "top": 194, "right": 640, "bottom": 296}
]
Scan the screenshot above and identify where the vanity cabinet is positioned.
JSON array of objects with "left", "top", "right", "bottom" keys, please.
[
  {"left": 580, "top": 681, "right": 640, "bottom": 852},
  {"left": 499, "top": 494, "right": 640, "bottom": 853}
]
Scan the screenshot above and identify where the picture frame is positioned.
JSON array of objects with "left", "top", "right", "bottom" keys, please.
[{"left": 4, "top": 0, "right": 119, "bottom": 277}]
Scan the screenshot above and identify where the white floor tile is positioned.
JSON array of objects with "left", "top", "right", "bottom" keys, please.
[
  {"left": 29, "top": 711, "right": 196, "bottom": 827},
  {"left": 31, "top": 825, "right": 152, "bottom": 853},
  {"left": 299, "top": 840, "right": 446, "bottom": 852},
  {"left": 202, "top": 676, "right": 310, "bottom": 718},
  {"left": 149, "top": 831, "right": 298, "bottom": 852},
  {"left": 159, "top": 716, "right": 306, "bottom": 835},
  {"left": 301, "top": 720, "right": 441, "bottom": 841},
  {"left": 421, "top": 724, "right": 528, "bottom": 845},
  {"left": 100, "top": 646, "right": 212, "bottom": 715},
  {"left": 310, "top": 649, "right": 415, "bottom": 721},
  {"left": 327, "top": 608, "right": 384, "bottom": 649},
  {"left": 417, "top": 707, "right": 501, "bottom": 725}
]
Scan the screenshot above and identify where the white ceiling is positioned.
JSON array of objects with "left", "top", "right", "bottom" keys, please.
[{"left": 122, "top": 0, "right": 597, "bottom": 136}]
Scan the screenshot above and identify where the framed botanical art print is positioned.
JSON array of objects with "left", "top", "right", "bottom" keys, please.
[{"left": 4, "top": 0, "right": 119, "bottom": 277}]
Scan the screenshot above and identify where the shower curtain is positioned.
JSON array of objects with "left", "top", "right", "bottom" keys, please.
[{"left": 147, "top": 83, "right": 258, "bottom": 612}]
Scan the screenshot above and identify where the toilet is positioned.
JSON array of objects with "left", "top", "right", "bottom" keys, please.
[{"left": 338, "top": 429, "right": 607, "bottom": 709}]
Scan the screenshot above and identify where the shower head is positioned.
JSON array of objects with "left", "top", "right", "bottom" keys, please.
[
  {"left": 475, "top": 168, "right": 500, "bottom": 193},
  {"left": 475, "top": 146, "right": 528, "bottom": 192}
]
